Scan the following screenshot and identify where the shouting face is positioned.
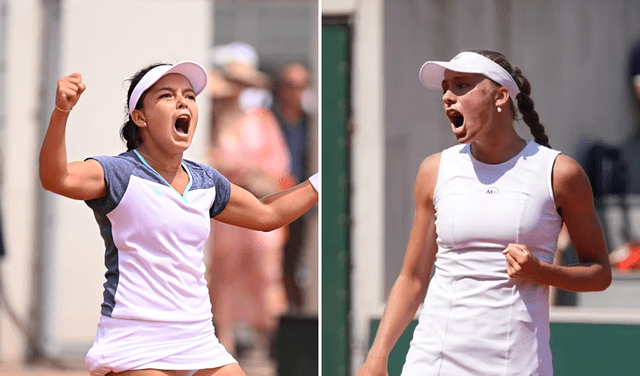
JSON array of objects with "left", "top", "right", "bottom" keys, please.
[
  {"left": 441, "top": 70, "right": 502, "bottom": 144},
  {"left": 135, "top": 73, "right": 199, "bottom": 154}
]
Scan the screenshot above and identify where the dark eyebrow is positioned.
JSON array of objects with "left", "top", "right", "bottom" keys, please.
[{"left": 153, "top": 86, "right": 196, "bottom": 94}]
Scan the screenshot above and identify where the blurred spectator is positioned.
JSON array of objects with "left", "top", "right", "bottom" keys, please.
[
  {"left": 608, "top": 38, "right": 640, "bottom": 271},
  {"left": 578, "top": 38, "right": 640, "bottom": 274},
  {"left": 550, "top": 40, "right": 640, "bottom": 299},
  {"left": 621, "top": 38, "right": 640, "bottom": 195},
  {"left": 579, "top": 141, "right": 628, "bottom": 252},
  {"left": 206, "top": 42, "right": 294, "bottom": 357},
  {"left": 272, "top": 63, "right": 314, "bottom": 312},
  {"left": 273, "top": 63, "right": 314, "bottom": 185}
]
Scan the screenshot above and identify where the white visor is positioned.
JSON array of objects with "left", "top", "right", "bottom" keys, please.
[
  {"left": 129, "top": 61, "right": 208, "bottom": 114},
  {"left": 419, "top": 51, "right": 520, "bottom": 102}
]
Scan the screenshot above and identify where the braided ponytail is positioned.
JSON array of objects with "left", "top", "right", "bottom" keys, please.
[
  {"left": 472, "top": 50, "right": 551, "bottom": 148},
  {"left": 512, "top": 66, "right": 550, "bottom": 148}
]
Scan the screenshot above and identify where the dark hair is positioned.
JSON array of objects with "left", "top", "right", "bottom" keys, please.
[
  {"left": 121, "top": 63, "right": 169, "bottom": 151},
  {"left": 472, "top": 49, "right": 551, "bottom": 148}
]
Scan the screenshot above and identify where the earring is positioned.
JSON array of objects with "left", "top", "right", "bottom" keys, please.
[{"left": 497, "top": 106, "right": 502, "bottom": 113}]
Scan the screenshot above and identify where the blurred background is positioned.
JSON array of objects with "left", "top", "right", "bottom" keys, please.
[
  {"left": 0, "top": 0, "right": 317, "bottom": 375},
  {"left": 322, "top": 0, "right": 640, "bottom": 375}
]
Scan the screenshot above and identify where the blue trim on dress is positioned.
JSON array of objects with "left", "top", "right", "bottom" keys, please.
[{"left": 133, "top": 149, "right": 192, "bottom": 204}]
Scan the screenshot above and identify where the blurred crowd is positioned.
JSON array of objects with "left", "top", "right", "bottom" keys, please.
[
  {"left": 204, "top": 42, "right": 316, "bottom": 359},
  {"left": 551, "top": 37, "right": 640, "bottom": 305}
]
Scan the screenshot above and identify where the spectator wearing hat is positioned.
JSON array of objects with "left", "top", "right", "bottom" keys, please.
[{"left": 206, "top": 42, "right": 295, "bottom": 358}]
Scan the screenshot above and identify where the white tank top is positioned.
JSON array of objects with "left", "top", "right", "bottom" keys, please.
[{"left": 402, "top": 140, "right": 562, "bottom": 376}]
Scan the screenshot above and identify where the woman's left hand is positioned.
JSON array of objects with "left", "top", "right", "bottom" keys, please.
[{"left": 503, "top": 243, "right": 542, "bottom": 284}]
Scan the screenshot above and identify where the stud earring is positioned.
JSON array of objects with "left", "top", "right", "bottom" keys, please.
[{"left": 497, "top": 107, "right": 502, "bottom": 113}]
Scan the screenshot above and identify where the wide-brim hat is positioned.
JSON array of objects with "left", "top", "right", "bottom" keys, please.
[
  {"left": 207, "top": 61, "right": 271, "bottom": 98},
  {"left": 223, "top": 61, "right": 271, "bottom": 89}
]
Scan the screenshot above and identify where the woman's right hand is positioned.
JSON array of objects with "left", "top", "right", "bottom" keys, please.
[
  {"left": 55, "top": 72, "right": 86, "bottom": 112},
  {"left": 40, "top": 71, "right": 106, "bottom": 201}
]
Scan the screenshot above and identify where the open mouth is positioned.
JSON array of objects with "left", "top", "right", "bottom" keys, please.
[
  {"left": 175, "top": 115, "right": 190, "bottom": 135},
  {"left": 446, "top": 110, "right": 464, "bottom": 128}
]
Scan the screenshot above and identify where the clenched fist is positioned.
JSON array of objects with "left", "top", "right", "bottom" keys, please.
[
  {"left": 503, "top": 243, "right": 542, "bottom": 284},
  {"left": 55, "top": 72, "right": 86, "bottom": 112}
]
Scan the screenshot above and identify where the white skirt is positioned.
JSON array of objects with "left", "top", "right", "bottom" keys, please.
[{"left": 85, "top": 315, "right": 237, "bottom": 376}]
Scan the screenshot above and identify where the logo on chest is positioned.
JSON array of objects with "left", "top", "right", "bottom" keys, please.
[{"left": 485, "top": 187, "right": 499, "bottom": 195}]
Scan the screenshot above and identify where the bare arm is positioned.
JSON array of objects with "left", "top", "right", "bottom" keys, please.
[
  {"left": 503, "top": 154, "right": 612, "bottom": 292},
  {"left": 357, "top": 154, "right": 440, "bottom": 376},
  {"left": 214, "top": 178, "right": 318, "bottom": 232},
  {"left": 39, "top": 73, "right": 106, "bottom": 200}
]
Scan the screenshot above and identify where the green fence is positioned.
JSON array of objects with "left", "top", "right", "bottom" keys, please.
[{"left": 322, "top": 19, "right": 351, "bottom": 376}]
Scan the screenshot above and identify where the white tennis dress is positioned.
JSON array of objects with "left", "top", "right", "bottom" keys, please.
[
  {"left": 402, "top": 140, "right": 562, "bottom": 376},
  {"left": 83, "top": 150, "right": 237, "bottom": 376}
]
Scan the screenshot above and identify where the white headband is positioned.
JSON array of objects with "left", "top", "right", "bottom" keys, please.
[
  {"left": 419, "top": 51, "right": 520, "bottom": 102},
  {"left": 129, "top": 61, "right": 208, "bottom": 115}
]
